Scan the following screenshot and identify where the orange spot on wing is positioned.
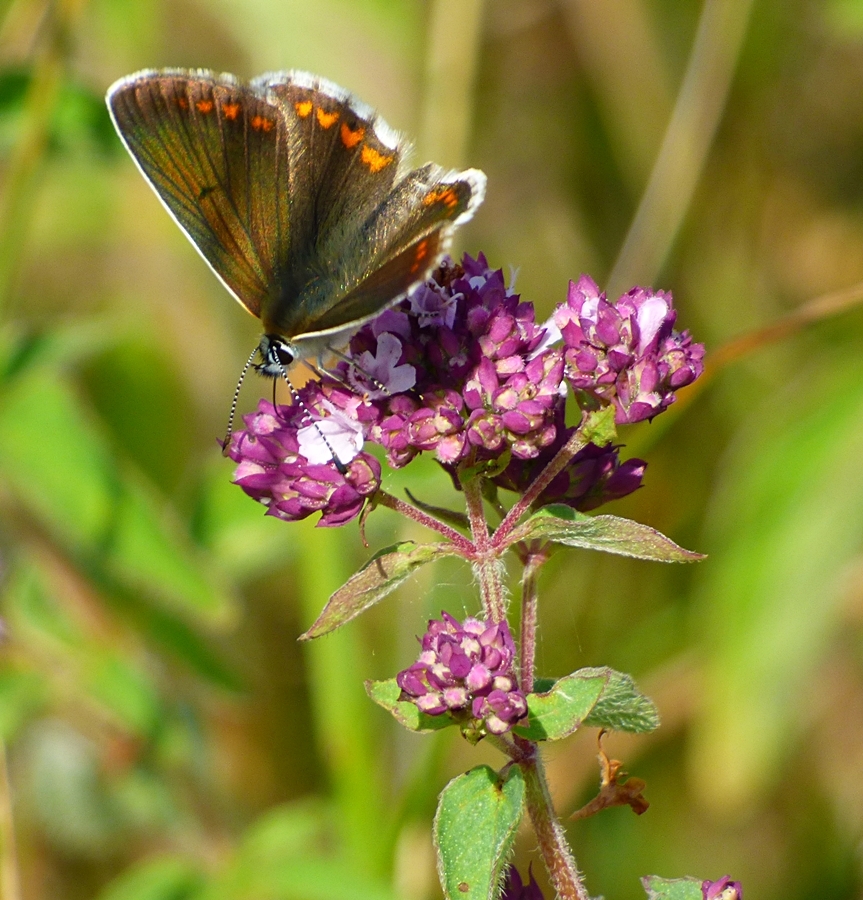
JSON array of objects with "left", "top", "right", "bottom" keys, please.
[
  {"left": 177, "top": 96, "right": 189, "bottom": 110},
  {"left": 295, "top": 100, "right": 313, "bottom": 117},
  {"left": 316, "top": 107, "right": 339, "bottom": 128},
  {"left": 409, "top": 239, "right": 430, "bottom": 273},
  {"left": 423, "top": 187, "right": 460, "bottom": 209},
  {"left": 251, "top": 115, "right": 274, "bottom": 132},
  {"left": 196, "top": 99, "right": 214, "bottom": 113},
  {"left": 223, "top": 102, "right": 241, "bottom": 120},
  {"left": 340, "top": 122, "right": 364, "bottom": 149},
  {"left": 361, "top": 145, "right": 394, "bottom": 173}
]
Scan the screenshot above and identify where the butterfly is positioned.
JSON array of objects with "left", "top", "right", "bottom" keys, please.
[{"left": 106, "top": 69, "right": 486, "bottom": 385}]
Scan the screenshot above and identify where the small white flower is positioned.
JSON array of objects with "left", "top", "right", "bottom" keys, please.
[
  {"left": 297, "top": 401, "right": 364, "bottom": 465},
  {"left": 635, "top": 293, "right": 671, "bottom": 354}
]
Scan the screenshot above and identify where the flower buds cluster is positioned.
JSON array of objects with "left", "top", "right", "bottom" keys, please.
[
  {"left": 396, "top": 613, "right": 528, "bottom": 736},
  {"left": 227, "top": 255, "right": 703, "bottom": 525},
  {"left": 556, "top": 275, "right": 704, "bottom": 424}
]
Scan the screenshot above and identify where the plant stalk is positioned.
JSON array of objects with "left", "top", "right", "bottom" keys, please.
[
  {"left": 522, "top": 752, "right": 591, "bottom": 900},
  {"left": 375, "top": 490, "right": 474, "bottom": 553}
]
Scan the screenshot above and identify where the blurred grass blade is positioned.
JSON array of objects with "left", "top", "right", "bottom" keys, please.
[
  {"left": 0, "top": 367, "right": 237, "bottom": 626},
  {"left": 607, "top": 0, "right": 755, "bottom": 295},
  {"left": 690, "top": 354, "right": 863, "bottom": 811}
]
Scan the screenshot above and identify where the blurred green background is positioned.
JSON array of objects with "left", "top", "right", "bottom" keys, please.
[{"left": 0, "top": 0, "right": 862, "bottom": 898}]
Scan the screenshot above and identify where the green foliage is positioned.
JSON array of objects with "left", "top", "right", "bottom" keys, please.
[
  {"left": 514, "top": 671, "right": 607, "bottom": 741},
  {"left": 509, "top": 506, "right": 704, "bottom": 562},
  {"left": 301, "top": 541, "right": 458, "bottom": 639},
  {"left": 366, "top": 677, "right": 455, "bottom": 733},
  {"left": 433, "top": 765, "right": 525, "bottom": 900},
  {"left": 640, "top": 876, "right": 704, "bottom": 900},
  {"left": 0, "top": 1, "right": 858, "bottom": 898}
]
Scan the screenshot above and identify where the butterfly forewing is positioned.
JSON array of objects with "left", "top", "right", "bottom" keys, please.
[
  {"left": 261, "top": 75, "right": 403, "bottom": 262},
  {"left": 108, "top": 71, "right": 292, "bottom": 319}
]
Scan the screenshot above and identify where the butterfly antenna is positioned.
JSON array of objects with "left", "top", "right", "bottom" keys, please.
[
  {"left": 272, "top": 358, "right": 349, "bottom": 475},
  {"left": 221, "top": 345, "right": 259, "bottom": 455}
]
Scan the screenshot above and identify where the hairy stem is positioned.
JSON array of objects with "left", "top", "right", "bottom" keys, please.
[
  {"left": 495, "top": 421, "right": 590, "bottom": 546},
  {"left": 519, "top": 547, "right": 548, "bottom": 694},
  {"left": 375, "top": 490, "right": 474, "bottom": 554},
  {"left": 522, "top": 752, "right": 590, "bottom": 900},
  {"left": 462, "top": 476, "right": 506, "bottom": 620}
]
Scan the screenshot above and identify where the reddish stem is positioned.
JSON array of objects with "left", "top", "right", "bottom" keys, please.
[
  {"left": 494, "top": 419, "right": 590, "bottom": 547},
  {"left": 462, "top": 476, "right": 506, "bottom": 621},
  {"left": 375, "top": 490, "right": 474, "bottom": 555},
  {"left": 522, "top": 753, "right": 591, "bottom": 900},
  {"left": 519, "top": 547, "right": 548, "bottom": 694}
]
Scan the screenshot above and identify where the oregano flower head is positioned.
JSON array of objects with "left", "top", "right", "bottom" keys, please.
[
  {"left": 225, "top": 254, "right": 697, "bottom": 527},
  {"left": 396, "top": 613, "right": 528, "bottom": 736}
]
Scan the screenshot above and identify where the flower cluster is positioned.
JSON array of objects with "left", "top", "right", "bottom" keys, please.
[
  {"left": 226, "top": 254, "right": 703, "bottom": 525},
  {"left": 702, "top": 877, "right": 743, "bottom": 900},
  {"left": 556, "top": 275, "right": 704, "bottom": 424},
  {"left": 396, "top": 613, "right": 527, "bottom": 736},
  {"left": 227, "top": 399, "right": 381, "bottom": 526}
]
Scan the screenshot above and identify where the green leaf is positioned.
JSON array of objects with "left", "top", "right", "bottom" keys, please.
[
  {"left": 365, "top": 678, "right": 455, "bottom": 733},
  {"left": 434, "top": 765, "right": 525, "bottom": 900},
  {"left": 641, "top": 874, "right": 704, "bottom": 900},
  {"left": 509, "top": 506, "right": 704, "bottom": 562},
  {"left": 512, "top": 671, "right": 607, "bottom": 741},
  {"left": 581, "top": 667, "right": 660, "bottom": 733},
  {"left": 96, "top": 856, "right": 204, "bottom": 900},
  {"left": 580, "top": 405, "right": 618, "bottom": 445},
  {"left": 300, "top": 541, "right": 457, "bottom": 639}
]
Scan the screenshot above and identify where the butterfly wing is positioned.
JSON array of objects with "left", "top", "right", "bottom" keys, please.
[
  {"left": 108, "top": 69, "right": 486, "bottom": 349},
  {"left": 107, "top": 69, "right": 294, "bottom": 319},
  {"left": 296, "top": 165, "right": 486, "bottom": 336}
]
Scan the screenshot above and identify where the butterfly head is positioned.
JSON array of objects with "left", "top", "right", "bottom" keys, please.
[{"left": 255, "top": 333, "right": 297, "bottom": 380}]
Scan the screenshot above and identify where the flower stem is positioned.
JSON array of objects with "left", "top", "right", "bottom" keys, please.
[
  {"left": 462, "top": 476, "right": 506, "bottom": 621},
  {"left": 522, "top": 752, "right": 591, "bottom": 900},
  {"left": 375, "top": 490, "right": 474, "bottom": 553},
  {"left": 495, "top": 419, "right": 591, "bottom": 546},
  {"left": 519, "top": 547, "right": 548, "bottom": 694}
]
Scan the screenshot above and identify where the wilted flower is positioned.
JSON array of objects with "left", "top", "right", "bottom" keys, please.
[
  {"left": 397, "top": 612, "right": 527, "bottom": 736},
  {"left": 502, "top": 865, "right": 544, "bottom": 900},
  {"left": 702, "top": 876, "right": 743, "bottom": 900},
  {"left": 555, "top": 275, "right": 704, "bottom": 424}
]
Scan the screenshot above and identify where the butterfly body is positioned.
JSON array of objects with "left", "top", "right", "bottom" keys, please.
[{"left": 106, "top": 68, "right": 486, "bottom": 369}]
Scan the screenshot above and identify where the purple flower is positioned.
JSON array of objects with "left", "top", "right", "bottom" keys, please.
[
  {"left": 226, "top": 254, "right": 702, "bottom": 526},
  {"left": 397, "top": 613, "right": 528, "bottom": 736},
  {"left": 702, "top": 876, "right": 742, "bottom": 900},
  {"left": 225, "top": 396, "right": 381, "bottom": 527},
  {"left": 502, "top": 865, "right": 544, "bottom": 900},
  {"left": 555, "top": 275, "right": 704, "bottom": 424}
]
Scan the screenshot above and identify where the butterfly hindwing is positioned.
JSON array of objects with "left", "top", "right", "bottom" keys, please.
[{"left": 298, "top": 167, "right": 485, "bottom": 335}]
